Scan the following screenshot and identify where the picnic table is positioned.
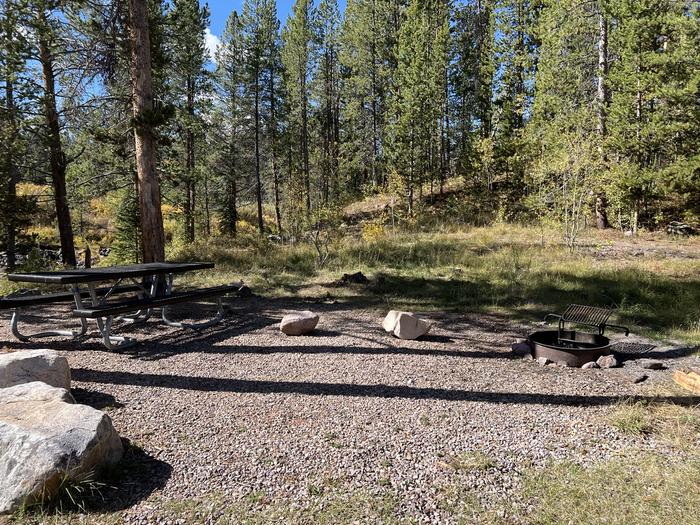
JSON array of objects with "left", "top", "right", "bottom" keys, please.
[{"left": 1, "top": 262, "right": 240, "bottom": 350}]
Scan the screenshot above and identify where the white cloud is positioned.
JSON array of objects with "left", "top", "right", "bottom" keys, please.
[{"left": 204, "top": 28, "right": 221, "bottom": 63}]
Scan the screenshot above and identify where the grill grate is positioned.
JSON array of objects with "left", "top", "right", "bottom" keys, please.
[
  {"left": 544, "top": 304, "right": 630, "bottom": 337},
  {"left": 561, "top": 304, "right": 614, "bottom": 330}
]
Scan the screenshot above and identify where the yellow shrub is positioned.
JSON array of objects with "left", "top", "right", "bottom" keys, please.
[{"left": 362, "top": 221, "right": 386, "bottom": 243}]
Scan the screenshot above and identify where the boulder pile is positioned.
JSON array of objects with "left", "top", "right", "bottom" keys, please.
[{"left": 0, "top": 349, "right": 123, "bottom": 514}]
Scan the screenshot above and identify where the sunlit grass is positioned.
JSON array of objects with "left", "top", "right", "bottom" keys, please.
[{"left": 168, "top": 224, "right": 700, "bottom": 343}]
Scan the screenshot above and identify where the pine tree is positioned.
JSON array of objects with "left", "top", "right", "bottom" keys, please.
[
  {"left": 607, "top": 0, "right": 700, "bottom": 230},
  {"left": 282, "top": 0, "right": 316, "bottom": 215},
  {"left": 260, "top": 0, "right": 284, "bottom": 233},
  {"left": 241, "top": 0, "right": 269, "bottom": 234},
  {"left": 168, "top": 0, "right": 210, "bottom": 242},
  {"left": 213, "top": 10, "right": 245, "bottom": 236},
  {"left": 338, "top": 0, "right": 402, "bottom": 193},
  {"left": 0, "top": 0, "right": 32, "bottom": 270},
  {"left": 388, "top": 0, "right": 448, "bottom": 214},
  {"left": 28, "top": 0, "right": 78, "bottom": 266},
  {"left": 312, "top": 0, "right": 341, "bottom": 204}
]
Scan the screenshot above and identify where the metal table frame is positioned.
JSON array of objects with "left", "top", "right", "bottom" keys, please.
[{"left": 7, "top": 262, "right": 218, "bottom": 350}]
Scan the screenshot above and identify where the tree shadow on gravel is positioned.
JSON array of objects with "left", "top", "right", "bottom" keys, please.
[{"left": 72, "top": 368, "right": 700, "bottom": 408}]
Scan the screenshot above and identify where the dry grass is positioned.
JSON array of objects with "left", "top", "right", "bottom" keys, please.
[{"left": 520, "top": 454, "right": 700, "bottom": 525}]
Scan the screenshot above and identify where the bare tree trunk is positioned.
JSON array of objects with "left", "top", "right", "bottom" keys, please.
[
  {"left": 185, "top": 77, "right": 196, "bottom": 242},
  {"left": 268, "top": 65, "right": 282, "bottom": 233},
  {"left": 4, "top": 70, "right": 18, "bottom": 271},
  {"left": 301, "top": 69, "right": 310, "bottom": 214},
  {"left": 595, "top": 9, "right": 609, "bottom": 229},
  {"left": 128, "top": 0, "right": 165, "bottom": 263},
  {"left": 254, "top": 72, "right": 264, "bottom": 234},
  {"left": 37, "top": 14, "right": 76, "bottom": 267},
  {"left": 204, "top": 170, "right": 210, "bottom": 236}
]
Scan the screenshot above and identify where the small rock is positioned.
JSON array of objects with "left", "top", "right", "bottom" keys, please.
[
  {"left": 510, "top": 342, "right": 532, "bottom": 356},
  {"left": 338, "top": 271, "right": 369, "bottom": 285},
  {"left": 557, "top": 361, "right": 572, "bottom": 368},
  {"left": 581, "top": 361, "right": 600, "bottom": 369},
  {"left": 280, "top": 311, "right": 319, "bottom": 336},
  {"left": 638, "top": 359, "right": 665, "bottom": 370},
  {"left": 630, "top": 373, "right": 649, "bottom": 384},
  {"left": 0, "top": 349, "right": 71, "bottom": 390},
  {"left": 537, "top": 357, "right": 552, "bottom": 367},
  {"left": 597, "top": 354, "right": 619, "bottom": 369},
  {"left": 392, "top": 313, "right": 431, "bottom": 340}
]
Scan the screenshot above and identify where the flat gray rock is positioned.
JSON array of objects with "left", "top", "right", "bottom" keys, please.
[
  {"left": 0, "top": 381, "right": 74, "bottom": 405},
  {"left": 0, "top": 388, "right": 123, "bottom": 514},
  {"left": 0, "top": 349, "right": 70, "bottom": 390}
]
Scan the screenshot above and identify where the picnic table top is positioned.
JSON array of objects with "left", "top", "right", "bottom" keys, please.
[{"left": 7, "top": 262, "right": 215, "bottom": 285}]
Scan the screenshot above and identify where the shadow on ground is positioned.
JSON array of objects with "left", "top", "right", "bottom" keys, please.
[{"left": 72, "top": 367, "right": 700, "bottom": 408}]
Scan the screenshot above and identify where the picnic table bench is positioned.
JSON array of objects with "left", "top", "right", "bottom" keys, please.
[{"left": 1, "top": 262, "right": 240, "bottom": 350}]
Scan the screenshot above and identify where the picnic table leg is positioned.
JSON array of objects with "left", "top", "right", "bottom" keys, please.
[
  {"left": 10, "top": 307, "right": 88, "bottom": 342},
  {"left": 72, "top": 284, "right": 138, "bottom": 351},
  {"left": 161, "top": 273, "right": 225, "bottom": 329}
]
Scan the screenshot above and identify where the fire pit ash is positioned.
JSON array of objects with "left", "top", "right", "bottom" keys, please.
[{"left": 527, "top": 304, "right": 630, "bottom": 367}]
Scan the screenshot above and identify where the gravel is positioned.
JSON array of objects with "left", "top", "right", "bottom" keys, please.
[{"left": 0, "top": 298, "right": 696, "bottom": 523}]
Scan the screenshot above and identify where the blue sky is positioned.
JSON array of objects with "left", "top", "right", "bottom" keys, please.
[{"left": 202, "top": 0, "right": 347, "bottom": 56}]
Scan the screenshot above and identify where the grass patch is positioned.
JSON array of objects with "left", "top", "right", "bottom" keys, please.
[
  {"left": 153, "top": 489, "right": 406, "bottom": 525},
  {"left": 609, "top": 397, "right": 700, "bottom": 451},
  {"left": 443, "top": 451, "right": 498, "bottom": 473},
  {"left": 521, "top": 453, "right": 700, "bottom": 525}
]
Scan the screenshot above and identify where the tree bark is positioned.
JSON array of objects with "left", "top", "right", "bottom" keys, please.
[
  {"left": 37, "top": 11, "right": 76, "bottom": 267},
  {"left": 128, "top": 0, "right": 165, "bottom": 263},
  {"left": 254, "top": 69, "right": 264, "bottom": 234},
  {"left": 301, "top": 60, "right": 310, "bottom": 214},
  {"left": 4, "top": 67, "right": 18, "bottom": 271},
  {"left": 595, "top": 9, "right": 610, "bottom": 229},
  {"left": 268, "top": 64, "right": 282, "bottom": 233},
  {"left": 185, "top": 76, "right": 196, "bottom": 242}
]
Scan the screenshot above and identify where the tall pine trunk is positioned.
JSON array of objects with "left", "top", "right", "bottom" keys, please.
[
  {"left": 128, "top": 0, "right": 165, "bottom": 263},
  {"left": 185, "top": 77, "right": 196, "bottom": 242},
  {"left": 4, "top": 70, "right": 18, "bottom": 271},
  {"left": 37, "top": 13, "right": 76, "bottom": 267},
  {"left": 595, "top": 9, "right": 609, "bottom": 229},
  {"left": 268, "top": 66, "right": 282, "bottom": 233},
  {"left": 301, "top": 64, "right": 310, "bottom": 214},
  {"left": 254, "top": 71, "right": 264, "bottom": 234}
]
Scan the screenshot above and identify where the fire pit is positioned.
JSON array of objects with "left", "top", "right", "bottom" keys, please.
[{"left": 528, "top": 304, "right": 629, "bottom": 367}]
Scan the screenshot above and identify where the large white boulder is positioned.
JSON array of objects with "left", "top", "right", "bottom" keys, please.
[
  {"left": 280, "top": 311, "right": 319, "bottom": 336},
  {"left": 0, "top": 383, "right": 123, "bottom": 514},
  {"left": 0, "top": 349, "right": 71, "bottom": 390},
  {"left": 382, "top": 311, "right": 431, "bottom": 340}
]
